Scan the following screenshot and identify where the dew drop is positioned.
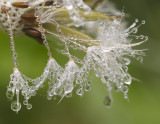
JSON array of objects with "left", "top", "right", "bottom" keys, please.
[
  {"left": 85, "top": 84, "right": 91, "bottom": 91},
  {"left": 104, "top": 76, "right": 108, "bottom": 81},
  {"left": 54, "top": 88, "right": 63, "bottom": 96},
  {"left": 76, "top": 88, "right": 84, "bottom": 96},
  {"left": 47, "top": 96, "right": 52, "bottom": 100},
  {"left": 135, "top": 19, "right": 139, "bottom": 23},
  {"left": 104, "top": 96, "right": 112, "bottom": 108},
  {"left": 16, "top": 83, "right": 21, "bottom": 90},
  {"left": 113, "top": 85, "right": 118, "bottom": 91},
  {"left": 123, "top": 58, "right": 130, "bottom": 65},
  {"left": 27, "top": 103, "right": 32, "bottom": 110},
  {"left": 123, "top": 86, "right": 129, "bottom": 93},
  {"left": 136, "top": 36, "right": 139, "bottom": 39},
  {"left": 132, "top": 28, "right": 138, "bottom": 34},
  {"left": 64, "top": 83, "right": 73, "bottom": 94},
  {"left": 124, "top": 94, "right": 128, "bottom": 99},
  {"left": 124, "top": 74, "right": 132, "bottom": 85},
  {"left": 48, "top": 91, "right": 54, "bottom": 97},
  {"left": 142, "top": 20, "right": 145, "bottom": 24},
  {"left": 40, "top": 84, "right": 44, "bottom": 88},
  {"left": 123, "top": 66, "right": 128, "bottom": 72},
  {"left": 31, "top": 91, "right": 36, "bottom": 96},
  {"left": 140, "top": 35, "right": 144, "bottom": 39},
  {"left": 87, "top": 81, "right": 91, "bottom": 85},
  {"left": 25, "top": 94, "right": 31, "bottom": 100},
  {"left": 137, "top": 56, "right": 143, "bottom": 63},
  {"left": 53, "top": 96, "right": 57, "bottom": 100},
  {"left": 145, "top": 36, "right": 149, "bottom": 41},
  {"left": 67, "top": 5, "right": 73, "bottom": 10},
  {"left": 23, "top": 99, "right": 28, "bottom": 105},
  {"left": 6, "top": 89, "right": 14, "bottom": 99},
  {"left": 66, "top": 93, "right": 72, "bottom": 98},
  {"left": 11, "top": 101, "right": 21, "bottom": 112},
  {"left": 9, "top": 82, "right": 14, "bottom": 88}
]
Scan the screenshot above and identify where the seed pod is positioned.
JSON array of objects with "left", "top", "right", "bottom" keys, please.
[{"left": 12, "top": 2, "right": 29, "bottom": 8}]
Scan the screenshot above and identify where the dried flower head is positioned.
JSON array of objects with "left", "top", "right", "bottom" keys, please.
[{"left": 0, "top": 0, "right": 147, "bottom": 112}]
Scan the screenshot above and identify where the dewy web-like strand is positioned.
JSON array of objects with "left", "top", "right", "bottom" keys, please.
[{"left": 0, "top": 0, "right": 148, "bottom": 112}]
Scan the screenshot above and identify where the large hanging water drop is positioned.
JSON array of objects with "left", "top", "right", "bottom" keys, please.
[
  {"left": 11, "top": 101, "right": 21, "bottom": 112},
  {"left": 104, "top": 96, "right": 112, "bottom": 108}
]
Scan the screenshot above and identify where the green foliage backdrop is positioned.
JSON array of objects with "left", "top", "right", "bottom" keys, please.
[{"left": 0, "top": 0, "right": 160, "bottom": 124}]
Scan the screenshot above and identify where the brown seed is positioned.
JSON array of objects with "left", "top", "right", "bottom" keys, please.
[
  {"left": 20, "top": 15, "right": 38, "bottom": 26},
  {"left": 23, "top": 28, "right": 41, "bottom": 37},
  {"left": 45, "top": 1, "right": 54, "bottom": 6},
  {"left": 22, "top": 28, "right": 43, "bottom": 44},
  {"left": 12, "top": 2, "right": 29, "bottom": 8},
  {"left": 21, "top": 13, "right": 37, "bottom": 21}
]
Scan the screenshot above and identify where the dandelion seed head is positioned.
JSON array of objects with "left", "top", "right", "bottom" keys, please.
[{"left": 1, "top": 0, "right": 147, "bottom": 112}]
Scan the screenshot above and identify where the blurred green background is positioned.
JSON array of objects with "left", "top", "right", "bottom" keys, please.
[{"left": 0, "top": 0, "right": 160, "bottom": 124}]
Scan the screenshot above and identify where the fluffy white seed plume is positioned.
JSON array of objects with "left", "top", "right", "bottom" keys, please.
[
  {"left": 86, "top": 19, "right": 147, "bottom": 100},
  {"left": 47, "top": 58, "right": 64, "bottom": 98},
  {"left": 7, "top": 68, "right": 29, "bottom": 112},
  {"left": 57, "top": 60, "right": 79, "bottom": 102},
  {"left": 62, "top": 0, "right": 91, "bottom": 24}
]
